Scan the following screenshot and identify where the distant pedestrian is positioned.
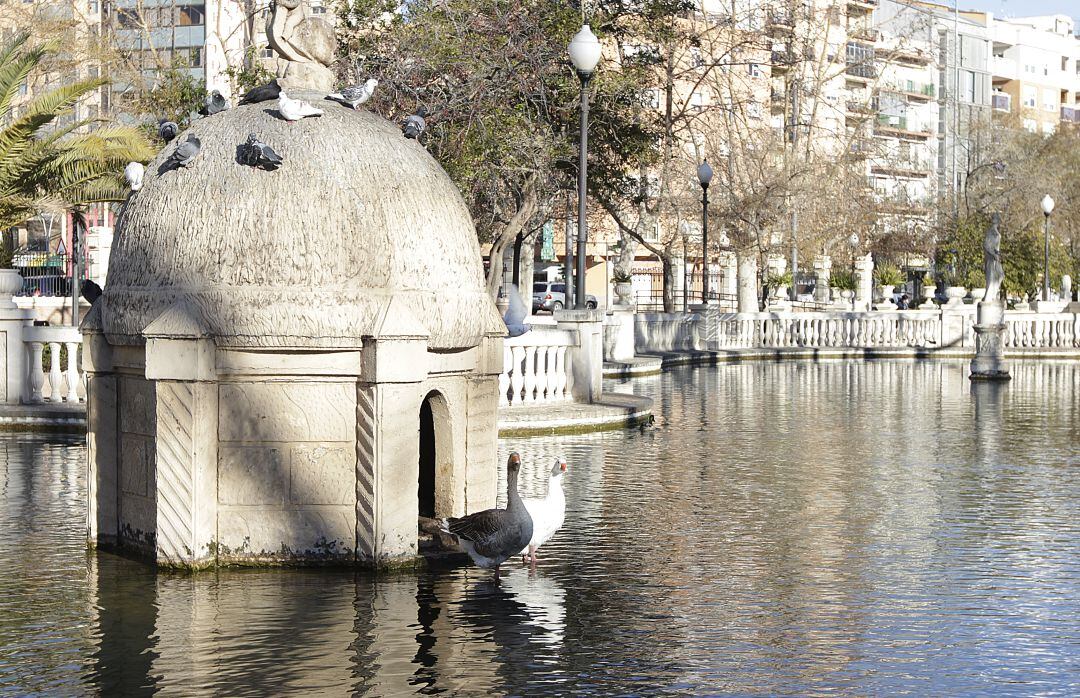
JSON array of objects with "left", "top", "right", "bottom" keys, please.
[{"left": 897, "top": 294, "right": 910, "bottom": 310}]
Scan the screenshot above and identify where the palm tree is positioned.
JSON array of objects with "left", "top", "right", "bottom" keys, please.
[{"left": 0, "top": 32, "right": 153, "bottom": 233}]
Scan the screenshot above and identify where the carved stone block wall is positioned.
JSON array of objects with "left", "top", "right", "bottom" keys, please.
[
  {"left": 465, "top": 377, "right": 499, "bottom": 513},
  {"left": 216, "top": 380, "right": 356, "bottom": 562},
  {"left": 87, "top": 374, "right": 118, "bottom": 546},
  {"left": 117, "top": 375, "right": 157, "bottom": 554}
]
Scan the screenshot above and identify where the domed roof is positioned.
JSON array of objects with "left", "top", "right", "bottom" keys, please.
[{"left": 100, "top": 90, "right": 504, "bottom": 350}]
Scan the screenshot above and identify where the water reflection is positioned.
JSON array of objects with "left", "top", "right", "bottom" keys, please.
[{"left": 1, "top": 362, "right": 1078, "bottom": 695}]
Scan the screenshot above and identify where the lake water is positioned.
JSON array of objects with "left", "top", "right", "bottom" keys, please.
[{"left": 1, "top": 361, "right": 1077, "bottom": 696}]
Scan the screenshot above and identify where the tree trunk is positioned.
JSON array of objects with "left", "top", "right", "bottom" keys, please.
[
  {"left": 737, "top": 249, "right": 758, "bottom": 312},
  {"left": 661, "top": 254, "right": 675, "bottom": 312},
  {"left": 484, "top": 176, "right": 539, "bottom": 299}
]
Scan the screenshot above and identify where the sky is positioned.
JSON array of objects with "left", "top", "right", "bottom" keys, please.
[{"left": 971, "top": 0, "right": 1080, "bottom": 22}]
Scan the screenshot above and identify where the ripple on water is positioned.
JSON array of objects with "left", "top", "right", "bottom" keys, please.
[{"left": 0, "top": 361, "right": 1077, "bottom": 696}]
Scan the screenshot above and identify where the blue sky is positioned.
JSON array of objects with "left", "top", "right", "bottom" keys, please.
[{"left": 971, "top": 0, "right": 1080, "bottom": 21}]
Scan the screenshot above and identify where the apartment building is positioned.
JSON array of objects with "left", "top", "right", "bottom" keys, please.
[{"left": 982, "top": 14, "right": 1080, "bottom": 134}]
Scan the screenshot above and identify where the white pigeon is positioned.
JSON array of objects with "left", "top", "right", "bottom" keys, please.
[
  {"left": 124, "top": 161, "right": 144, "bottom": 191},
  {"left": 277, "top": 91, "right": 323, "bottom": 122},
  {"left": 327, "top": 78, "right": 378, "bottom": 109},
  {"left": 519, "top": 457, "right": 567, "bottom": 564}
]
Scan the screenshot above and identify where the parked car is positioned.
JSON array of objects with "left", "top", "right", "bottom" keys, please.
[{"left": 532, "top": 282, "right": 598, "bottom": 313}]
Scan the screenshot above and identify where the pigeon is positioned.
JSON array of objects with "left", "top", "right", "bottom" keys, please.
[
  {"left": 237, "top": 133, "right": 283, "bottom": 170},
  {"left": 277, "top": 91, "right": 323, "bottom": 122},
  {"left": 158, "top": 119, "right": 178, "bottom": 143},
  {"left": 166, "top": 135, "right": 201, "bottom": 168},
  {"left": 403, "top": 106, "right": 427, "bottom": 139},
  {"left": 199, "top": 89, "right": 229, "bottom": 116},
  {"left": 80, "top": 279, "right": 103, "bottom": 304},
  {"left": 327, "top": 79, "right": 378, "bottom": 109},
  {"left": 238, "top": 79, "right": 281, "bottom": 105},
  {"left": 124, "top": 161, "right": 144, "bottom": 191}
]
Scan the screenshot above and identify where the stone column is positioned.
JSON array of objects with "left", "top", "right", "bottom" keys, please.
[
  {"left": 736, "top": 251, "right": 758, "bottom": 313},
  {"left": 143, "top": 303, "right": 219, "bottom": 568},
  {"left": 357, "top": 303, "right": 431, "bottom": 566},
  {"left": 604, "top": 306, "right": 636, "bottom": 362},
  {"left": 813, "top": 255, "right": 832, "bottom": 304},
  {"left": 720, "top": 251, "right": 738, "bottom": 302},
  {"left": 0, "top": 269, "right": 32, "bottom": 404},
  {"left": 82, "top": 305, "right": 117, "bottom": 549},
  {"left": 554, "top": 308, "right": 604, "bottom": 403},
  {"left": 969, "top": 300, "right": 1010, "bottom": 380},
  {"left": 854, "top": 253, "right": 874, "bottom": 312}
]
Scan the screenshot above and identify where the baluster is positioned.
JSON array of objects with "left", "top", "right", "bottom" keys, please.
[
  {"left": 47, "top": 342, "right": 63, "bottom": 402},
  {"left": 499, "top": 345, "right": 512, "bottom": 406},
  {"left": 545, "top": 346, "right": 559, "bottom": 400},
  {"left": 510, "top": 346, "right": 526, "bottom": 406},
  {"left": 64, "top": 341, "right": 80, "bottom": 402},
  {"left": 522, "top": 346, "right": 537, "bottom": 403},
  {"left": 534, "top": 345, "right": 549, "bottom": 402},
  {"left": 27, "top": 342, "right": 45, "bottom": 403},
  {"left": 561, "top": 347, "right": 574, "bottom": 399}
]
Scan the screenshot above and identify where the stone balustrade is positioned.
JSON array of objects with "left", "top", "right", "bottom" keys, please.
[
  {"left": 23, "top": 326, "right": 85, "bottom": 404},
  {"left": 500, "top": 328, "right": 576, "bottom": 406},
  {"left": 637, "top": 308, "right": 1080, "bottom": 355}
]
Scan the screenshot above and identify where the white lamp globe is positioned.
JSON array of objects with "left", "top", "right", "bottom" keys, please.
[
  {"left": 1042, "top": 194, "right": 1055, "bottom": 215},
  {"left": 568, "top": 25, "right": 602, "bottom": 75},
  {"left": 697, "top": 159, "right": 713, "bottom": 187}
]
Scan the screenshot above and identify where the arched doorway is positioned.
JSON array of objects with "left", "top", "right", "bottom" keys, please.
[
  {"left": 418, "top": 398, "right": 436, "bottom": 518},
  {"left": 418, "top": 391, "right": 452, "bottom": 521}
]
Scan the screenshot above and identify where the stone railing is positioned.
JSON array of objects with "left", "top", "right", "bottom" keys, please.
[
  {"left": 636, "top": 308, "right": 1080, "bottom": 355},
  {"left": 500, "top": 328, "right": 576, "bottom": 406},
  {"left": 23, "top": 326, "right": 85, "bottom": 404},
  {"left": 1003, "top": 312, "right": 1080, "bottom": 349}
]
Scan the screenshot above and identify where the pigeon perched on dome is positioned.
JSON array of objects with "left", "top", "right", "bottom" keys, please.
[
  {"left": 277, "top": 92, "right": 323, "bottom": 122},
  {"left": 239, "top": 79, "right": 281, "bottom": 105},
  {"left": 166, "top": 135, "right": 201, "bottom": 169},
  {"left": 157, "top": 120, "right": 178, "bottom": 143},
  {"left": 327, "top": 79, "right": 378, "bottom": 109},
  {"left": 200, "top": 89, "right": 229, "bottom": 116},
  {"left": 124, "top": 161, "right": 144, "bottom": 191},
  {"left": 403, "top": 106, "right": 427, "bottom": 139},
  {"left": 237, "top": 133, "right": 283, "bottom": 171}
]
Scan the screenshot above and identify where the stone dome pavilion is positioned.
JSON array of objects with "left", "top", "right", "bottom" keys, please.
[{"left": 84, "top": 82, "right": 506, "bottom": 569}]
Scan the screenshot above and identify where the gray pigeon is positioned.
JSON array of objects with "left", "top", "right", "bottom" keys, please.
[
  {"left": 158, "top": 119, "right": 178, "bottom": 143},
  {"left": 167, "top": 135, "right": 201, "bottom": 168},
  {"left": 200, "top": 89, "right": 229, "bottom": 116},
  {"left": 239, "top": 79, "right": 281, "bottom": 105},
  {"left": 403, "top": 106, "right": 427, "bottom": 139},
  {"left": 238, "top": 133, "right": 283, "bottom": 170},
  {"left": 327, "top": 78, "right": 378, "bottom": 109}
]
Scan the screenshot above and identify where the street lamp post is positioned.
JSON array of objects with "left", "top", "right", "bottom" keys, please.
[
  {"left": 697, "top": 160, "right": 713, "bottom": 303},
  {"left": 848, "top": 232, "right": 859, "bottom": 311},
  {"left": 1042, "top": 194, "right": 1054, "bottom": 302},
  {"left": 568, "top": 25, "right": 601, "bottom": 310}
]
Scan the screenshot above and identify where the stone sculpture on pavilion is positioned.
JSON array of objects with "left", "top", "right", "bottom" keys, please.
[{"left": 970, "top": 213, "right": 1010, "bottom": 381}]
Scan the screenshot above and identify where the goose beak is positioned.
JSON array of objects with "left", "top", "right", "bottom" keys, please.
[
  {"left": 560, "top": 460, "right": 567, "bottom": 472},
  {"left": 509, "top": 453, "right": 521, "bottom": 465}
]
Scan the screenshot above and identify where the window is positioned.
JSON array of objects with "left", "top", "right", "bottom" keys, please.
[
  {"left": 116, "top": 9, "right": 139, "bottom": 28},
  {"left": 311, "top": 3, "right": 326, "bottom": 14},
  {"left": 1023, "top": 118, "right": 1037, "bottom": 132},
  {"left": 748, "top": 63, "right": 762, "bottom": 78},
  {"left": 1023, "top": 87, "right": 1037, "bottom": 108},
  {"left": 260, "top": 46, "right": 274, "bottom": 59},
  {"left": 747, "top": 101, "right": 762, "bottom": 118},
  {"left": 961, "top": 70, "right": 975, "bottom": 103},
  {"left": 690, "top": 47, "right": 704, "bottom": 68},
  {"left": 178, "top": 4, "right": 205, "bottom": 26}
]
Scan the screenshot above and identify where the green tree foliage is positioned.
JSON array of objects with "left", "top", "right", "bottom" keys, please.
[
  {"left": 222, "top": 47, "right": 276, "bottom": 100},
  {"left": 337, "top": 0, "right": 658, "bottom": 294},
  {"left": 0, "top": 32, "right": 154, "bottom": 233},
  {"left": 937, "top": 212, "right": 1074, "bottom": 299},
  {"left": 133, "top": 63, "right": 207, "bottom": 136}
]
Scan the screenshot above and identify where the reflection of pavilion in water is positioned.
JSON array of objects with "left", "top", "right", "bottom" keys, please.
[{"left": 87, "top": 559, "right": 568, "bottom": 695}]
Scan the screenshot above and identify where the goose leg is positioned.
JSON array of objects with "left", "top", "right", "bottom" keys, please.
[{"left": 528, "top": 545, "right": 538, "bottom": 565}]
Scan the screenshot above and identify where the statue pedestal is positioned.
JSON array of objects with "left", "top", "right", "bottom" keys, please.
[{"left": 969, "top": 301, "right": 1010, "bottom": 381}]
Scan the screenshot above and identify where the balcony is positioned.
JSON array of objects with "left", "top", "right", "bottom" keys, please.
[
  {"left": 883, "top": 46, "right": 933, "bottom": 66},
  {"left": 992, "top": 93, "right": 1011, "bottom": 112},
  {"left": 847, "top": 0, "right": 878, "bottom": 13},
  {"left": 874, "top": 114, "right": 932, "bottom": 138},
  {"left": 1061, "top": 106, "right": 1080, "bottom": 123},
  {"left": 870, "top": 157, "right": 932, "bottom": 178},
  {"left": 766, "top": 11, "right": 795, "bottom": 34},
  {"left": 882, "top": 81, "right": 935, "bottom": 101},
  {"left": 846, "top": 99, "right": 875, "bottom": 117}
]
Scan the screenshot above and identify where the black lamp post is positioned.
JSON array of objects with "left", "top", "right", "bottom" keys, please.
[
  {"left": 697, "top": 159, "right": 713, "bottom": 303},
  {"left": 848, "top": 232, "right": 859, "bottom": 311},
  {"left": 568, "top": 25, "right": 601, "bottom": 310},
  {"left": 1042, "top": 194, "right": 1055, "bottom": 302}
]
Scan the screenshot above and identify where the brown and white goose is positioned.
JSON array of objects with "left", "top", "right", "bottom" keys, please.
[{"left": 440, "top": 453, "right": 533, "bottom": 579}]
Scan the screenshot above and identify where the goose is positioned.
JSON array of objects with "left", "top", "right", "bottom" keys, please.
[
  {"left": 440, "top": 453, "right": 533, "bottom": 580},
  {"left": 519, "top": 457, "right": 567, "bottom": 564}
]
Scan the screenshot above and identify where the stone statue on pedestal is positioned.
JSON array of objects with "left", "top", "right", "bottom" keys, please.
[
  {"left": 970, "top": 213, "right": 1010, "bottom": 381},
  {"left": 982, "top": 213, "right": 1003, "bottom": 302},
  {"left": 266, "top": 0, "right": 336, "bottom": 92}
]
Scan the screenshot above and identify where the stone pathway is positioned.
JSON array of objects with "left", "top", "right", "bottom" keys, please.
[
  {"left": 498, "top": 392, "right": 652, "bottom": 436},
  {"left": 0, "top": 403, "right": 86, "bottom": 432}
]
